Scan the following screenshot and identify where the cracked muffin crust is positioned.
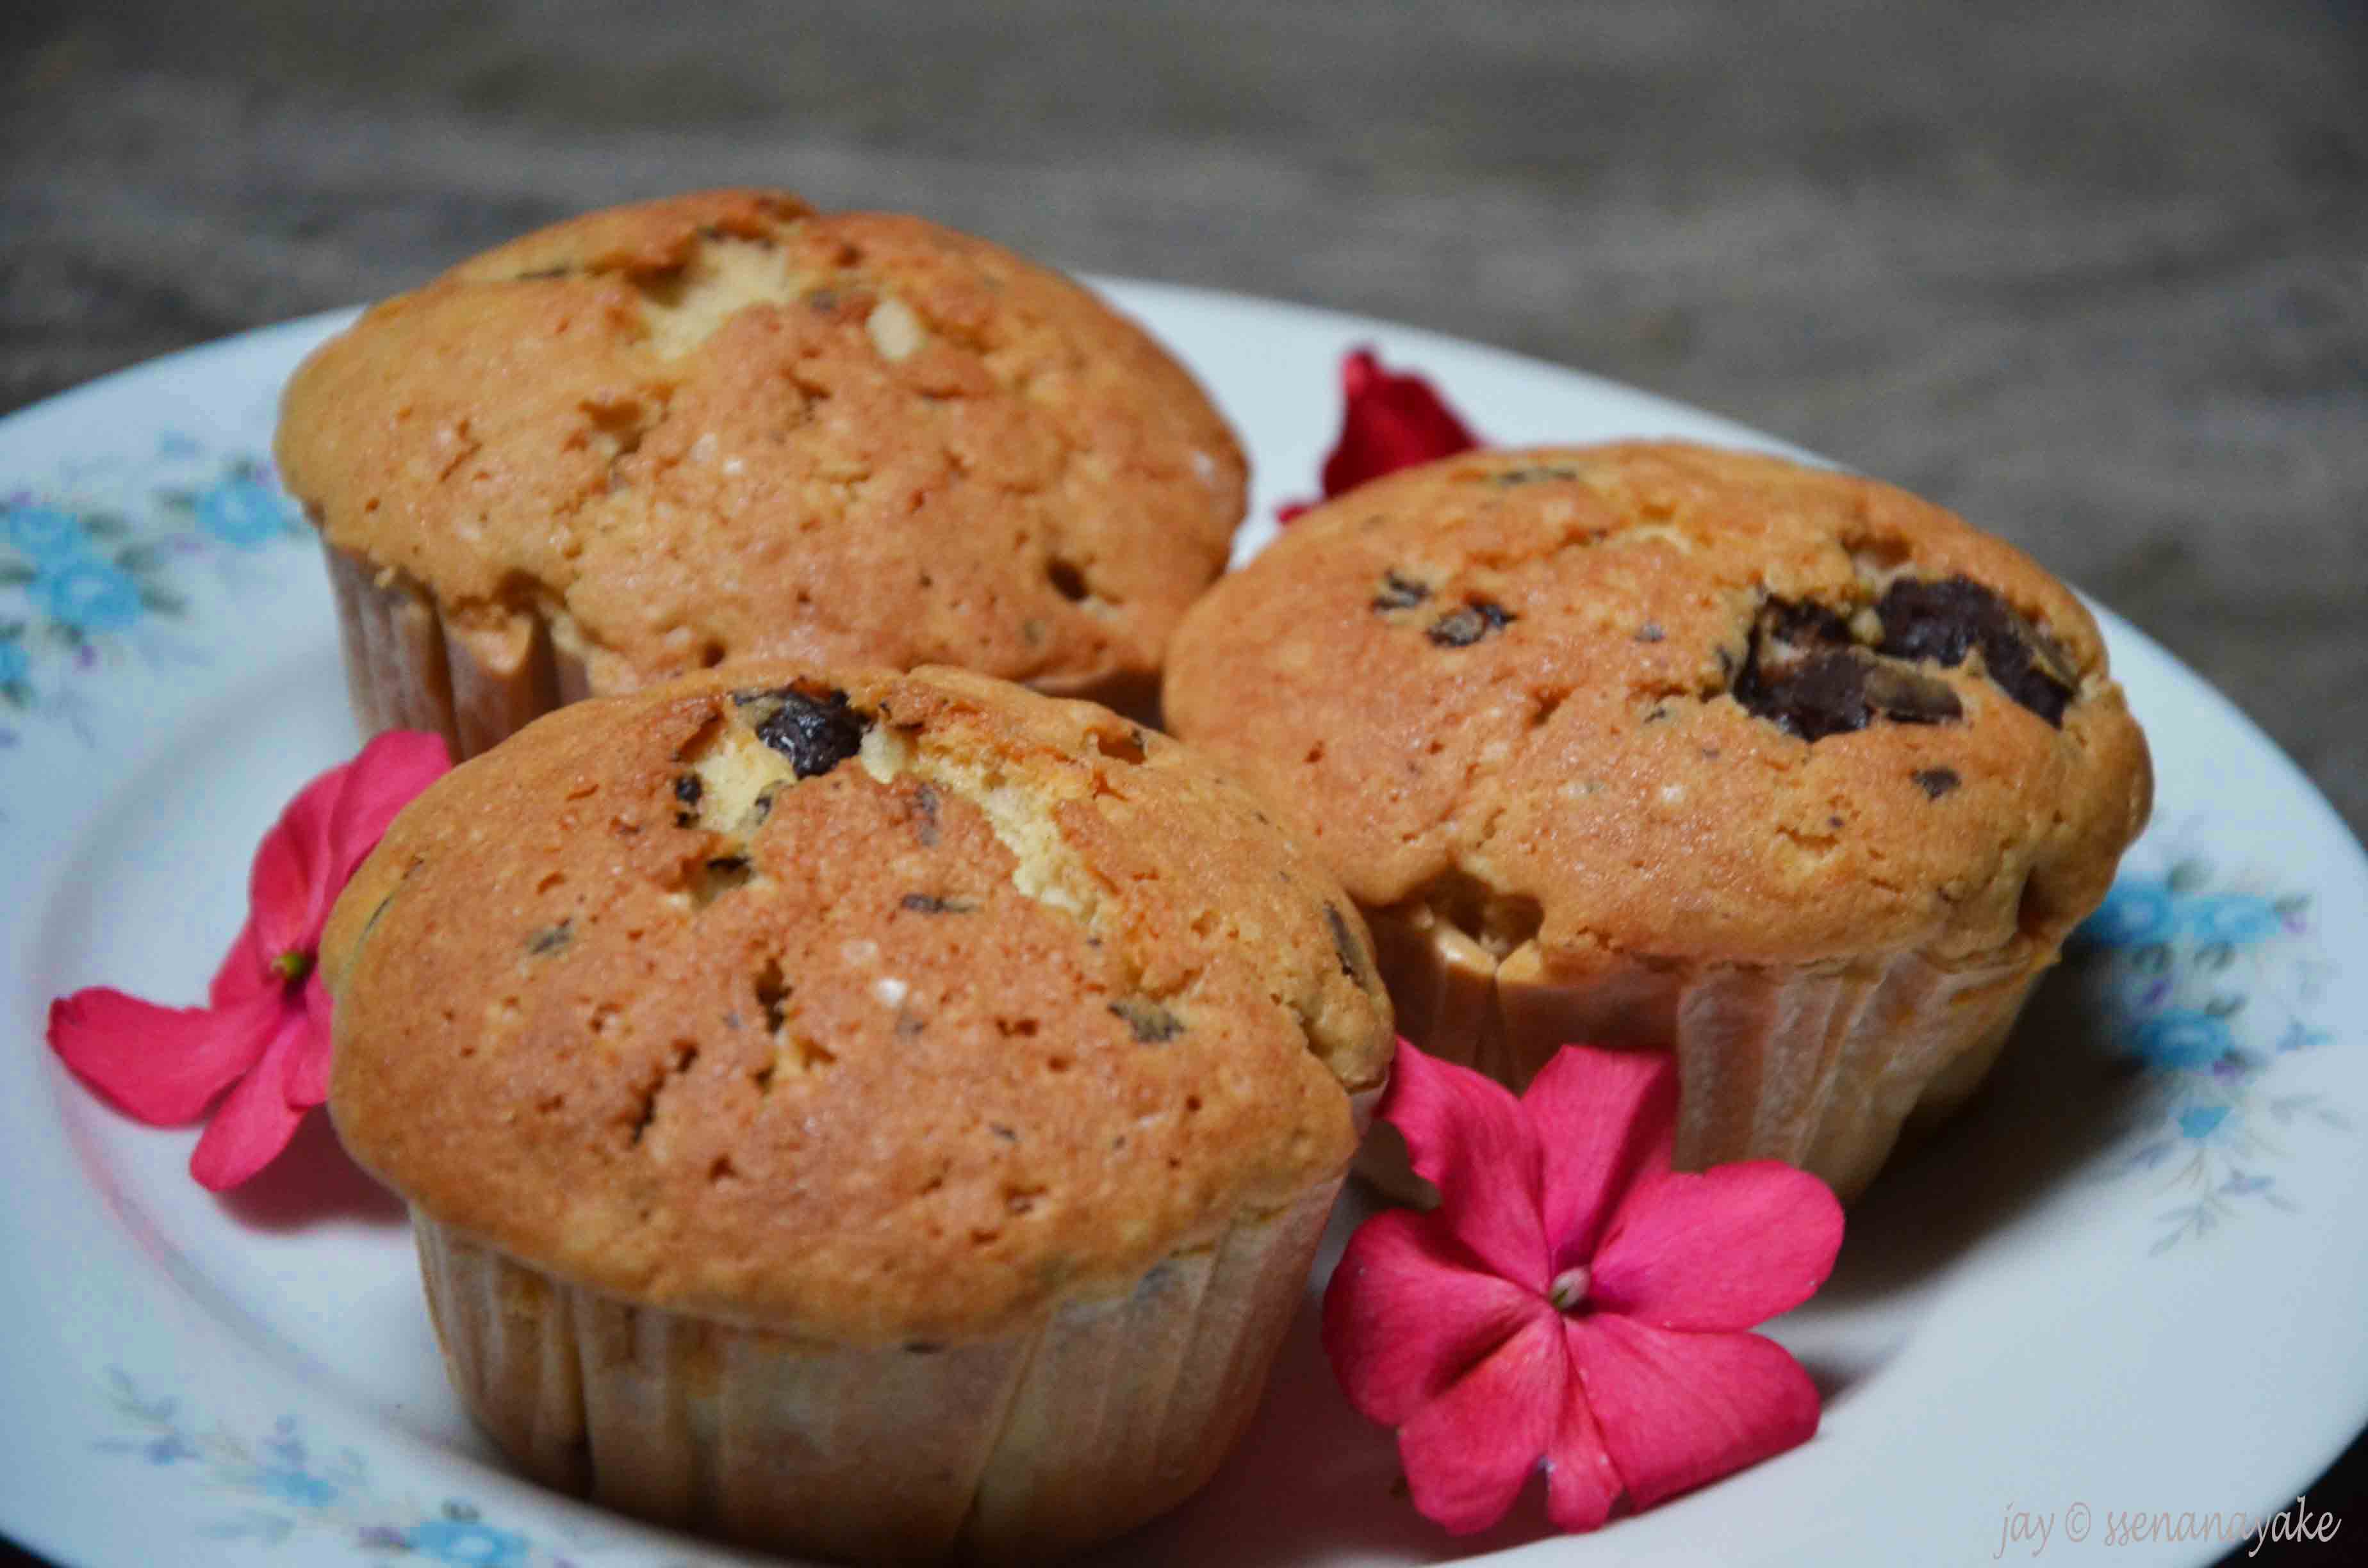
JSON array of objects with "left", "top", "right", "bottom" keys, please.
[
  {"left": 320, "top": 664, "right": 1390, "bottom": 1561},
  {"left": 1163, "top": 441, "right": 2151, "bottom": 1202},
  {"left": 278, "top": 190, "right": 1246, "bottom": 756}
]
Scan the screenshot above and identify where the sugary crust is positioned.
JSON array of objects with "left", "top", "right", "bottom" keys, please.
[
  {"left": 323, "top": 665, "right": 1390, "bottom": 1344},
  {"left": 1164, "top": 443, "right": 2153, "bottom": 977},
  {"left": 277, "top": 190, "right": 1245, "bottom": 713}
]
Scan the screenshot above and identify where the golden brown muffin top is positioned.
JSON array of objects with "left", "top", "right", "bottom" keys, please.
[
  {"left": 1164, "top": 443, "right": 2152, "bottom": 979},
  {"left": 276, "top": 190, "right": 1245, "bottom": 710},
  {"left": 322, "top": 665, "right": 1391, "bottom": 1344}
]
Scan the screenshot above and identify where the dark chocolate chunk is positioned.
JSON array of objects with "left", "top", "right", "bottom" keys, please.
[
  {"left": 1734, "top": 594, "right": 1963, "bottom": 740},
  {"left": 1737, "top": 645, "right": 1961, "bottom": 741},
  {"left": 1108, "top": 997, "right": 1184, "bottom": 1043},
  {"left": 734, "top": 683, "right": 872, "bottom": 778},
  {"left": 1427, "top": 598, "right": 1517, "bottom": 648},
  {"left": 526, "top": 920, "right": 573, "bottom": 955},
  {"left": 1371, "top": 571, "right": 1431, "bottom": 611},
  {"left": 1875, "top": 575, "right": 2075, "bottom": 726},
  {"left": 1913, "top": 767, "right": 1962, "bottom": 799},
  {"left": 900, "top": 893, "right": 975, "bottom": 914},
  {"left": 1862, "top": 664, "right": 1963, "bottom": 724},
  {"left": 672, "top": 772, "right": 703, "bottom": 826}
]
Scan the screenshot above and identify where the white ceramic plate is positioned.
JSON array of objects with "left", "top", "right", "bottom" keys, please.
[{"left": 3, "top": 284, "right": 2364, "bottom": 1568}]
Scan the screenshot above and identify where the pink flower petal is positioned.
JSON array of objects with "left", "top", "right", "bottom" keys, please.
[
  {"left": 1381, "top": 1039, "right": 1549, "bottom": 1288},
  {"left": 1398, "top": 1309, "right": 1568, "bottom": 1534},
  {"left": 1544, "top": 1357, "right": 1624, "bottom": 1532},
  {"left": 1323, "top": 1208, "right": 1545, "bottom": 1428},
  {"left": 207, "top": 914, "right": 272, "bottom": 1008},
  {"left": 47, "top": 986, "right": 283, "bottom": 1125},
  {"left": 288, "top": 972, "right": 336, "bottom": 1109},
  {"left": 249, "top": 731, "right": 448, "bottom": 954},
  {"left": 189, "top": 1006, "right": 313, "bottom": 1190},
  {"left": 1565, "top": 1314, "right": 1821, "bottom": 1510},
  {"left": 324, "top": 730, "right": 450, "bottom": 892},
  {"left": 1590, "top": 1163, "right": 1845, "bottom": 1332},
  {"left": 1524, "top": 1045, "right": 1679, "bottom": 1270},
  {"left": 249, "top": 766, "right": 347, "bottom": 957}
]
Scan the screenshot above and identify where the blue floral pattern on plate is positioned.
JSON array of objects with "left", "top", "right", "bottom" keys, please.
[
  {"left": 96, "top": 1369, "right": 608, "bottom": 1565},
  {"left": 2071, "top": 824, "right": 2344, "bottom": 1253},
  {"left": 0, "top": 436, "right": 309, "bottom": 751}
]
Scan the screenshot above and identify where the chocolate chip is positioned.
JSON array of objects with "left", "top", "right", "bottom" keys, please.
[
  {"left": 1635, "top": 622, "right": 1666, "bottom": 643},
  {"left": 672, "top": 773, "right": 702, "bottom": 826},
  {"left": 1109, "top": 997, "right": 1183, "bottom": 1043},
  {"left": 733, "top": 683, "right": 872, "bottom": 778},
  {"left": 1913, "top": 767, "right": 1962, "bottom": 799},
  {"left": 1491, "top": 465, "right": 1580, "bottom": 486},
  {"left": 911, "top": 783, "right": 941, "bottom": 846},
  {"left": 900, "top": 893, "right": 974, "bottom": 914},
  {"left": 1427, "top": 599, "right": 1516, "bottom": 648},
  {"left": 1875, "top": 576, "right": 2075, "bottom": 726},
  {"left": 526, "top": 920, "right": 572, "bottom": 955},
  {"left": 511, "top": 265, "right": 573, "bottom": 282},
  {"left": 1371, "top": 571, "right": 1431, "bottom": 611}
]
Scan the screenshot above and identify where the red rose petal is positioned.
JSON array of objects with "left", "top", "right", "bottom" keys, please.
[
  {"left": 1524, "top": 1045, "right": 1679, "bottom": 1270},
  {"left": 1380, "top": 1039, "right": 1549, "bottom": 1289},
  {"left": 1398, "top": 1308, "right": 1567, "bottom": 1535},
  {"left": 1590, "top": 1162, "right": 1845, "bottom": 1332},
  {"left": 189, "top": 1004, "right": 313, "bottom": 1191},
  {"left": 1278, "top": 347, "right": 1483, "bottom": 521},
  {"left": 1320, "top": 348, "right": 1483, "bottom": 498},
  {"left": 1565, "top": 1314, "right": 1821, "bottom": 1510},
  {"left": 1322, "top": 1208, "right": 1542, "bottom": 1428},
  {"left": 47, "top": 986, "right": 283, "bottom": 1126}
]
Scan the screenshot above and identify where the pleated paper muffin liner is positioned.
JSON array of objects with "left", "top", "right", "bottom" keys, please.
[
  {"left": 323, "top": 543, "right": 596, "bottom": 761},
  {"left": 413, "top": 1175, "right": 1341, "bottom": 1565},
  {"left": 1363, "top": 903, "right": 2042, "bottom": 1205},
  {"left": 324, "top": 542, "right": 1166, "bottom": 759}
]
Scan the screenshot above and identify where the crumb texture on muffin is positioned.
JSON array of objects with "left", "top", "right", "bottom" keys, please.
[
  {"left": 277, "top": 189, "right": 1246, "bottom": 710},
  {"left": 323, "top": 664, "right": 1390, "bottom": 1345},
  {"left": 1165, "top": 441, "right": 2153, "bottom": 979}
]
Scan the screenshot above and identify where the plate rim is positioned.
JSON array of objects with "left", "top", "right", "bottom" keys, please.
[{"left": 3, "top": 281, "right": 2365, "bottom": 1568}]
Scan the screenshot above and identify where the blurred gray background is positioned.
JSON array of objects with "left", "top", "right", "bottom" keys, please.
[{"left": 1, "top": 3, "right": 2362, "bottom": 1562}]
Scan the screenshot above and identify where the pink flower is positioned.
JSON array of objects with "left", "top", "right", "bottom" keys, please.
[
  {"left": 1323, "top": 1040, "right": 1844, "bottom": 1534},
  {"left": 48, "top": 731, "right": 450, "bottom": 1190},
  {"left": 1279, "top": 347, "right": 1482, "bottom": 521}
]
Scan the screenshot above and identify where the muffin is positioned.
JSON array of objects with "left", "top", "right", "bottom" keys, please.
[
  {"left": 320, "top": 664, "right": 1392, "bottom": 1562},
  {"left": 1164, "top": 441, "right": 2151, "bottom": 1202},
  {"left": 277, "top": 189, "right": 1246, "bottom": 756}
]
